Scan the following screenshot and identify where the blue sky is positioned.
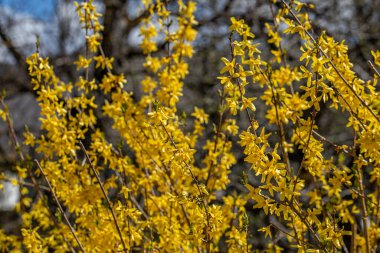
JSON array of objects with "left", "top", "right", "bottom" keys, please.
[{"left": 0, "top": 0, "right": 56, "bottom": 20}]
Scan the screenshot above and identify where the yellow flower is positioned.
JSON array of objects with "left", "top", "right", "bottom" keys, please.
[
  {"left": 241, "top": 97, "right": 256, "bottom": 111},
  {"left": 191, "top": 107, "right": 209, "bottom": 124},
  {"left": 74, "top": 55, "right": 92, "bottom": 70},
  {"left": 93, "top": 55, "right": 114, "bottom": 70},
  {"left": 371, "top": 50, "right": 380, "bottom": 66}
]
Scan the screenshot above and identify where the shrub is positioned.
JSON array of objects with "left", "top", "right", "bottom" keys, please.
[{"left": 0, "top": 0, "right": 379, "bottom": 252}]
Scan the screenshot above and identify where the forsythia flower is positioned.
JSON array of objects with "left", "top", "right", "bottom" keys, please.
[
  {"left": 0, "top": 1, "right": 378, "bottom": 253},
  {"left": 191, "top": 107, "right": 209, "bottom": 124},
  {"left": 371, "top": 50, "right": 380, "bottom": 66},
  {"left": 74, "top": 55, "right": 92, "bottom": 70}
]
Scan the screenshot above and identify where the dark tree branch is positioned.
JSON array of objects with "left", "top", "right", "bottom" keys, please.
[{"left": 0, "top": 24, "right": 25, "bottom": 70}]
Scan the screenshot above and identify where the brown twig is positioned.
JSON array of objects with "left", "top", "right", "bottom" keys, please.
[
  {"left": 350, "top": 222, "right": 356, "bottom": 253},
  {"left": 280, "top": 0, "right": 380, "bottom": 124},
  {"left": 160, "top": 122, "right": 211, "bottom": 252},
  {"left": 0, "top": 99, "right": 24, "bottom": 161},
  {"left": 84, "top": 0, "right": 90, "bottom": 82},
  {"left": 204, "top": 86, "right": 227, "bottom": 188},
  {"left": 368, "top": 60, "right": 380, "bottom": 79},
  {"left": 0, "top": 97, "right": 76, "bottom": 252},
  {"left": 228, "top": 33, "right": 259, "bottom": 139},
  {"left": 290, "top": 56, "right": 319, "bottom": 202},
  {"left": 373, "top": 180, "right": 380, "bottom": 253},
  {"left": 353, "top": 148, "right": 370, "bottom": 253},
  {"left": 0, "top": 176, "right": 50, "bottom": 192},
  {"left": 267, "top": 0, "right": 291, "bottom": 85},
  {"left": 124, "top": 120, "right": 201, "bottom": 253},
  {"left": 266, "top": 69, "right": 292, "bottom": 175},
  {"left": 271, "top": 222, "right": 316, "bottom": 249},
  {"left": 288, "top": 201, "right": 329, "bottom": 252},
  {"left": 79, "top": 141, "right": 127, "bottom": 252},
  {"left": 35, "top": 160, "right": 85, "bottom": 252}
]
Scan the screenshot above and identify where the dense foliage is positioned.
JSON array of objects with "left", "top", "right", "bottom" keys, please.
[{"left": 0, "top": 0, "right": 379, "bottom": 252}]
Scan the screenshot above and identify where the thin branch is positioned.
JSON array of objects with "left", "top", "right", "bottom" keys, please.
[
  {"left": 368, "top": 60, "right": 380, "bottom": 79},
  {"left": 353, "top": 149, "right": 370, "bottom": 253},
  {"left": 267, "top": 69, "right": 292, "bottom": 174},
  {"left": 124, "top": 120, "right": 201, "bottom": 253},
  {"left": 0, "top": 23, "right": 25, "bottom": 69},
  {"left": 205, "top": 85, "right": 227, "bottom": 188},
  {"left": 79, "top": 141, "right": 128, "bottom": 252},
  {"left": 271, "top": 222, "right": 316, "bottom": 249},
  {"left": 34, "top": 160, "right": 85, "bottom": 252},
  {"left": 160, "top": 122, "right": 211, "bottom": 252},
  {"left": 0, "top": 99, "right": 24, "bottom": 161},
  {"left": 287, "top": 201, "right": 329, "bottom": 252},
  {"left": 291, "top": 56, "right": 319, "bottom": 202},
  {"left": 228, "top": 33, "right": 259, "bottom": 139},
  {"left": 0, "top": 176, "right": 50, "bottom": 192},
  {"left": 0, "top": 97, "right": 76, "bottom": 252},
  {"left": 350, "top": 222, "right": 356, "bottom": 253},
  {"left": 280, "top": 0, "right": 380, "bottom": 124}
]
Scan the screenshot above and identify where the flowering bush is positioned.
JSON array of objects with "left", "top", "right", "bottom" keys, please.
[{"left": 0, "top": 0, "right": 379, "bottom": 252}]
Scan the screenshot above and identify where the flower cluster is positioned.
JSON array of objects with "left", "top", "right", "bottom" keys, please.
[
  {"left": 0, "top": 0, "right": 379, "bottom": 252},
  {"left": 218, "top": 0, "right": 380, "bottom": 251}
]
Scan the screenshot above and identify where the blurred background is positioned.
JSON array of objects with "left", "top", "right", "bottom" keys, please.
[{"left": 0, "top": 0, "right": 379, "bottom": 249}]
